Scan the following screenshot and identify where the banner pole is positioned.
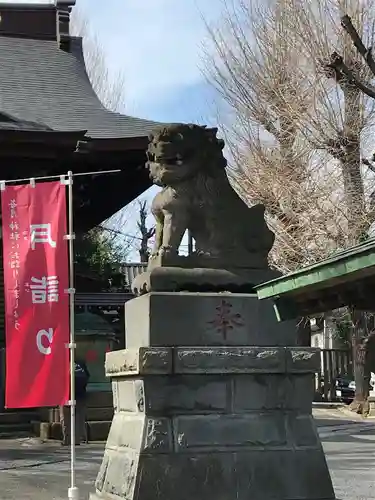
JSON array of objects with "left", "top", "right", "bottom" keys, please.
[{"left": 66, "top": 170, "right": 78, "bottom": 500}]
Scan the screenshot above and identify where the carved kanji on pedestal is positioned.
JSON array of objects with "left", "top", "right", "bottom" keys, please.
[{"left": 207, "top": 299, "right": 244, "bottom": 341}]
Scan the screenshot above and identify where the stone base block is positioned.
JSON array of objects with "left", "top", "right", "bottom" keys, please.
[
  {"left": 125, "top": 292, "right": 297, "bottom": 347},
  {"left": 92, "top": 447, "right": 334, "bottom": 500},
  {"left": 92, "top": 346, "right": 335, "bottom": 500}
]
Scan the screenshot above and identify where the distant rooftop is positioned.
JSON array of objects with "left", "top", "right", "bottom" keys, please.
[{"left": 0, "top": 1, "right": 160, "bottom": 140}]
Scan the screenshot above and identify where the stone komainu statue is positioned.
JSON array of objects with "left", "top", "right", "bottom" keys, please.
[{"left": 146, "top": 123, "right": 275, "bottom": 269}]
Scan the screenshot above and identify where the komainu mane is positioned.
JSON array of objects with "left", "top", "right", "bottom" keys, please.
[{"left": 146, "top": 123, "right": 274, "bottom": 269}]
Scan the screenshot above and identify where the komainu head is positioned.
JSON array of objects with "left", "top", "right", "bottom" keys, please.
[{"left": 146, "top": 123, "right": 227, "bottom": 186}]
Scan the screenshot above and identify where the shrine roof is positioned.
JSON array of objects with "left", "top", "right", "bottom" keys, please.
[
  {"left": 0, "top": 2, "right": 160, "bottom": 142},
  {"left": 255, "top": 239, "right": 375, "bottom": 320},
  {"left": 0, "top": 36, "right": 158, "bottom": 140}
]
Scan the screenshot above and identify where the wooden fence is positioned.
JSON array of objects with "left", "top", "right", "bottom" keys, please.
[{"left": 317, "top": 348, "right": 352, "bottom": 401}]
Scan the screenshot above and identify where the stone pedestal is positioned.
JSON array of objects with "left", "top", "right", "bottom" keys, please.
[
  {"left": 125, "top": 292, "right": 296, "bottom": 347},
  {"left": 90, "top": 293, "right": 335, "bottom": 500}
]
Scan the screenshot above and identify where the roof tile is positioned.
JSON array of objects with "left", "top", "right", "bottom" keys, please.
[{"left": 0, "top": 35, "right": 160, "bottom": 139}]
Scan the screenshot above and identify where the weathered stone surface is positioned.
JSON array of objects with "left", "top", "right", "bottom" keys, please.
[
  {"left": 286, "top": 347, "right": 321, "bottom": 372},
  {"left": 144, "top": 123, "right": 274, "bottom": 271},
  {"left": 285, "top": 374, "right": 315, "bottom": 412},
  {"left": 93, "top": 448, "right": 335, "bottom": 500},
  {"left": 174, "top": 413, "right": 287, "bottom": 450},
  {"left": 287, "top": 414, "right": 320, "bottom": 447},
  {"left": 142, "top": 376, "right": 229, "bottom": 414},
  {"left": 233, "top": 374, "right": 288, "bottom": 411},
  {"left": 125, "top": 292, "right": 297, "bottom": 347},
  {"left": 105, "top": 347, "right": 172, "bottom": 376},
  {"left": 94, "top": 450, "right": 139, "bottom": 498},
  {"left": 131, "top": 266, "right": 278, "bottom": 296},
  {"left": 107, "top": 347, "right": 320, "bottom": 377},
  {"left": 174, "top": 347, "right": 286, "bottom": 373},
  {"left": 113, "top": 373, "right": 314, "bottom": 416},
  {"left": 112, "top": 380, "right": 143, "bottom": 413},
  {"left": 174, "top": 346, "right": 320, "bottom": 374},
  {"left": 105, "top": 413, "right": 172, "bottom": 453}
]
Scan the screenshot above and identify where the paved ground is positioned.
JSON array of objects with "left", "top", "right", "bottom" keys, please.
[
  {"left": 0, "top": 409, "right": 373, "bottom": 499},
  {"left": 0, "top": 441, "right": 103, "bottom": 499}
]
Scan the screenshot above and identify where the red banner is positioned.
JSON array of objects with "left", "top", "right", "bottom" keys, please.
[{"left": 1, "top": 181, "right": 69, "bottom": 408}]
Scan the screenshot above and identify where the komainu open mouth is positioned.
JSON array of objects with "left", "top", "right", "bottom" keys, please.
[{"left": 147, "top": 150, "right": 184, "bottom": 166}]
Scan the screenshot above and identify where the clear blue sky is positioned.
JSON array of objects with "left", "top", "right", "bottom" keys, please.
[{"left": 78, "top": 0, "right": 223, "bottom": 124}]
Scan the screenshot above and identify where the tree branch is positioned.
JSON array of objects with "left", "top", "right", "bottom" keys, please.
[
  {"left": 341, "top": 15, "right": 375, "bottom": 76},
  {"left": 324, "top": 52, "right": 375, "bottom": 99},
  {"left": 321, "top": 15, "right": 375, "bottom": 99},
  {"left": 362, "top": 158, "right": 375, "bottom": 173}
]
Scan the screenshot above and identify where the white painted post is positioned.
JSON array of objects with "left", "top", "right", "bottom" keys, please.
[{"left": 66, "top": 171, "right": 79, "bottom": 500}]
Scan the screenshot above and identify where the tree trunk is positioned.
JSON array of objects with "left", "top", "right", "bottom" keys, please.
[
  {"left": 139, "top": 247, "right": 150, "bottom": 263},
  {"left": 296, "top": 317, "right": 311, "bottom": 346},
  {"left": 349, "top": 308, "right": 370, "bottom": 415},
  {"left": 341, "top": 84, "right": 366, "bottom": 243},
  {"left": 137, "top": 201, "right": 155, "bottom": 263}
]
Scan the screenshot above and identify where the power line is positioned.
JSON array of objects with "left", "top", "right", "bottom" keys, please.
[
  {"left": 97, "top": 224, "right": 143, "bottom": 241},
  {"left": 98, "top": 224, "right": 191, "bottom": 247}
]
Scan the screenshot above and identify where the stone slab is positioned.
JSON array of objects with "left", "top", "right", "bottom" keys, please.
[
  {"left": 286, "top": 347, "right": 321, "bottom": 372},
  {"left": 174, "top": 413, "right": 289, "bottom": 450},
  {"left": 174, "top": 346, "right": 287, "bottom": 373},
  {"left": 105, "top": 347, "right": 172, "bottom": 376},
  {"left": 111, "top": 373, "right": 314, "bottom": 415},
  {"left": 44, "top": 421, "right": 111, "bottom": 442},
  {"left": 287, "top": 414, "right": 320, "bottom": 447},
  {"left": 101, "top": 410, "right": 320, "bottom": 453},
  {"left": 131, "top": 266, "right": 279, "bottom": 295},
  {"left": 233, "top": 374, "right": 314, "bottom": 413},
  {"left": 93, "top": 448, "right": 335, "bottom": 500},
  {"left": 106, "top": 347, "right": 320, "bottom": 377},
  {"left": 145, "top": 254, "right": 277, "bottom": 272},
  {"left": 173, "top": 346, "right": 320, "bottom": 374},
  {"left": 125, "top": 292, "right": 297, "bottom": 347},
  {"left": 105, "top": 413, "right": 173, "bottom": 453},
  {"left": 141, "top": 375, "right": 230, "bottom": 415}
]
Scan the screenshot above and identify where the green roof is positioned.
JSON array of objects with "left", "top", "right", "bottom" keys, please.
[
  {"left": 254, "top": 239, "right": 375, "bottom": 321},
  {"left": 255, "top": 238, "right": 375, "bottom": 300}
]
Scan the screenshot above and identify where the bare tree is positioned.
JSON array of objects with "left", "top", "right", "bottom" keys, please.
[
  {"left": 71, "top": 8, "right": 126, "bottom": 111},
  {"left": 137, "top": 201, "right": 155, "bottom": 263},
  {"left": 290, "top": 0, "right": 375, "bottom": 244},
  {"left": 204, "top": 0, "right": 356, "bottom": 275},
  {"left": 204, "top": 0, "right": 375, "bottom": 410},
  {"left": 292, "top": 0, "right": 375, "bottom": 414},
  {"left": 323, "top": 10, "right": 375, "bottom": 411},
  {"left": 323, "top": 14, "right": 375, "bottom": 102}
]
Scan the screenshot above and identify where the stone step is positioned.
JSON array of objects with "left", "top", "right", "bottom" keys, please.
[
  {"left": 0, "top": 411, "right": 40, "bottom": 425},
  {"left": 87, "top": 420, "right": 111, "bottom": 441},
  {"left": 86, "top": 391, "right": 113, "bottom": 408},
  {"left": 0, "top": 411, "right": 40, "bottom": 438},
  {"left": 86, "top": 407, "right": 113, "bottom": 422},
  {"left": 40, "top": 419, "right": 111, "bottom": 442},
  {"left": 0, "top": 422, "right": 36, "bottom": 438},
  {"left": 46, "top": 406, "right": 113, "bottom": 424}
]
